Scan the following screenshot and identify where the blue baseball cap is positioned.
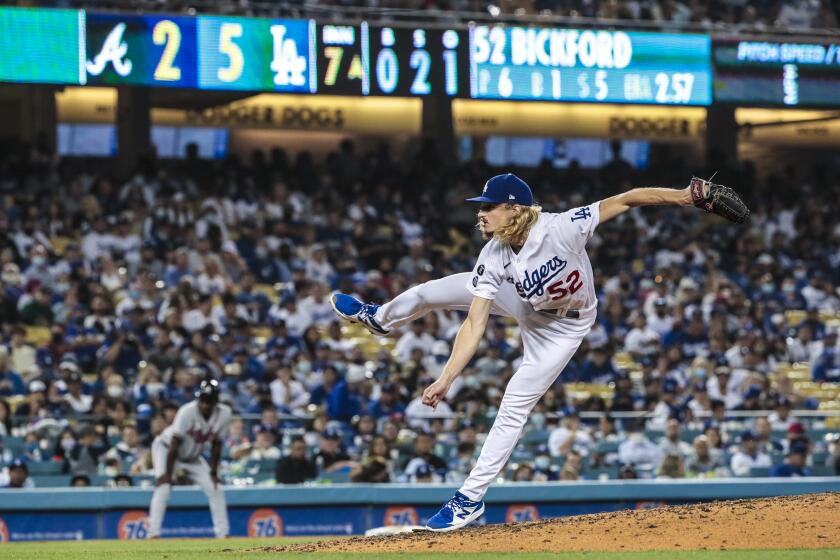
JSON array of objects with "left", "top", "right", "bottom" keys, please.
[
  {"left": 414, "top": 462, "right": 435, "bottom": 478},
  {"left": 662, "top": 378, "right": 679, "bottom": 394},
  {"left": 561, "top": 406, "right": 579, "bottom": 418},
  {"left": 466, "top": 174, "right": 534, "bottom": 206}
]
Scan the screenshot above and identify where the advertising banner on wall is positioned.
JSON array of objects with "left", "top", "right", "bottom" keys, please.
[
  {"left": 453, "top": 99, "right": 706, "bottom": 141},
  {"left": 55, "top": 87, "right": 422, "bottom": 135}
]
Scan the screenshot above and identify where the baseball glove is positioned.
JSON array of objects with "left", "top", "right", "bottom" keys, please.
[{"left": 689, "top": 176, "right": 750, "bottom": 224}]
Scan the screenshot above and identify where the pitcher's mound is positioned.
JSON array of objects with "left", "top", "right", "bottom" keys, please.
[{"left": 276, "top": 492, "right": 840, "bottom": 553}]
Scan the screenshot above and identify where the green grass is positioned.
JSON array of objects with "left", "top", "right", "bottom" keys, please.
[{"left": 2, "top": 539, "right": 839, "bottom": 560}]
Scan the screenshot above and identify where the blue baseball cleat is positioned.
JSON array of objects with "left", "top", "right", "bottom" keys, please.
[
  {"left": 329, "top": 292, "right": 390, "bottom": 336},
  {"left": 425, "top": 491, "right": 485, "bottom": 532}
]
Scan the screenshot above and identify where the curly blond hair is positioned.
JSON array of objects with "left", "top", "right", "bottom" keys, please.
[{"left": 480, "top": 205, "right": 542, "bottom": 247}]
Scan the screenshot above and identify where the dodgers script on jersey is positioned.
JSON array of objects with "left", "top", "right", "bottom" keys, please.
[
  {"left": 159, "top": 401, "right": 233, "bottom": 462},
  {"left": 468, "top": 204, "right": 600, "bottom": 313}
]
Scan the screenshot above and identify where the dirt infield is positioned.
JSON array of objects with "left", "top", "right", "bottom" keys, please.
[{"left": 272, "top": 492, "right": 840, "bottom": 553}]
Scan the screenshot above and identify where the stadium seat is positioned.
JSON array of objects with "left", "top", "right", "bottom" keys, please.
[
  {"left": 585, "top": 466, "right": 619, "bottom": 480},
  {"left": 749, "top": 467, "right": 771, "bottom": 477},
  {"left": 49, "top": 236, "right": 72, "bottom": 256},
  {"left": 244, "top": 459, "right": 278, "bottom": 474},
  {"left": 520, "top": 429, "right": 550, "bottom": 446},
  {"left": 30, "top": 475, "right": 72, "bottom": 487},
  {"left": 253, "top": 284, "right": 280, "bottom": 303},
  {"left": 319, "top": 471, "right": 350, "bottom": 483},
  {"left": 594, "top": 440, "right": 620, "bottom": 455},
  {"left": 24, "top": 325, "right": 51, "bottom": 347},
  {"left": 810, "top": 465, "right": 837, "bottom": 477},
  {"left": 2, "top": 436, "right": 25, "bottom": 457},
  {"left": 26, "top": 461, "right": 64, "bottom": 475}
]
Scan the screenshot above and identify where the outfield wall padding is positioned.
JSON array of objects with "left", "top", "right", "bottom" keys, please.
[{"left": 0, "top": 479, "right": 838, "bottom": 541}]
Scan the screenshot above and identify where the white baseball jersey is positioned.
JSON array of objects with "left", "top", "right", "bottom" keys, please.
[
  {"left": 467, "top": 204, "right": 600, "bottom": 313},
  {"left": 159, "top": 400, "right": 232, "bottom": 462}
]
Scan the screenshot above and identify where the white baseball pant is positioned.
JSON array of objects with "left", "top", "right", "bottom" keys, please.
[
  {"left": 375, "top": 272, "right": 594, "bottom": 501},
  {"left": 148, "top": 437, "right": 229, "bottom": 538}
]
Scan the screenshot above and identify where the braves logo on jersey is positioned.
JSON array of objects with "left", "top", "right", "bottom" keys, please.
[
  {"left": 514, "top": 256, "right": 567, "bottom": 299},
  {"left": 187, "top": 426, "right": 216, "bottom": 444}
]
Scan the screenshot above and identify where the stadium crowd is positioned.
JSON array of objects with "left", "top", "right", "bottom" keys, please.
[
  {"left": 0, "top": 135, "right": 840, "bottom": 489},
  {"left": 6, "top": 0, "right": 839, "bottom": 30}
]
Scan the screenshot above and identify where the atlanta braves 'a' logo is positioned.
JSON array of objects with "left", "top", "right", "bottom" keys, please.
[
  {"left": 515, "top": 256, "right": 567, "bottom": 298},
  {"left": 87, "top": 23, "right": 133, "bottom": 77}
]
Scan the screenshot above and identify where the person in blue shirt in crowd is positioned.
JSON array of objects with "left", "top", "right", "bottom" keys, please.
[
  {"left": 310, "top": 366, "right": 340, "bottom": 409},
  {"left": 369, "top": 382, "right": 406, "bottom": 420},
  {"left": 97, "top": 320, "right": 146, "bottom": 377},
  {"left": 779, "top": 276, "right": 806, "bottom": 309},
  {"left": 327, "top": 365, "right": 367, "bottom": 422},
  {"left": 265, "top": 319, "right": 303, "bottom": 356},
  {"left": 577, "top": 346, "right": 619, "bottom": 384},
  {"left": 798, "top": 307, "right": 826, "bottom": 341},
  {"left": 224, "top": 346, "right": 265, "bottom": 382},
  {"left": 663, "top": 312, "right": 709, "bottom": 361},
  {"left": 770, "top": 440, "right": 812, "bottom": 477},
  {"left": 812, "top": 328, "right": 840, "bottom": 381}
]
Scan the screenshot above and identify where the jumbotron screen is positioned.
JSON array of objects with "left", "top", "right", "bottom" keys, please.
[
  {"left": 0, "top": 6, "right": 718, "bottom": 106},
  {"left": 713, "top": 39, "right": 840, "bottom": 107}
]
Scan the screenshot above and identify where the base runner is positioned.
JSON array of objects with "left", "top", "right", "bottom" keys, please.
[{"left": 148, "top": 379, "right": 232, "bottom": 538}]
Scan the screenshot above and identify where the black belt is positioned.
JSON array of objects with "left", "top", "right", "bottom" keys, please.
[{"left": 540, "top": 308, "right": 580, "bottom": 319}]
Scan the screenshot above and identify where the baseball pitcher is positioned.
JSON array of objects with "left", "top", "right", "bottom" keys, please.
[{"left": 331, "top": 174, "right": 747, "bottom": 531}]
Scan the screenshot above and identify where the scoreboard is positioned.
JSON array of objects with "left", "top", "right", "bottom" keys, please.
[
  {"left": 713, "top": 39, "right": 840, "bottom": 107},
  {"left": 83, "top": 12, "right": 467, "bottom": 97},
  {"left": 469, "top": 26, "right": 712, "bottom": 105},
  {"left": 304, "top": 23, "right": 470, "bottom": 97},
  {"left": 27, "top": 6, "right": 840, "bottom": 109},
  {"left": 0, "top": 7, "right": 82, "bottom": 85},
  {"left": 85, "top": 13, "right": 313, "bottom": 92},
  {"left": 367, "top": 25, "right": 468, "bottom": 96},
  {"left": 316, "top": 24, "right": 366, "bottom": 95}
]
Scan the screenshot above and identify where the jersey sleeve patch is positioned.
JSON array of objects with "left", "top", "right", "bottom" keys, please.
[
  {"left": 467, "top": 243, "right": 502, "bottom": 300},
  {"left": 555, "top": 205, "right": 600, "bottom": 253}
]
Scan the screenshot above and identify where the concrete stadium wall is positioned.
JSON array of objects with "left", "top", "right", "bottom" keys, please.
[{"left": 0, "top": 479, "right": 838, "bottom": 542}]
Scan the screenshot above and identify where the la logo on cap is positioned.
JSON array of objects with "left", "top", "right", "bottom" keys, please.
[
  {"left": 508, "top": 194, "right": 515, "bottom": 200},
  {"left": 483, "top": 183, "right": 489, "bottom": 194}
]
